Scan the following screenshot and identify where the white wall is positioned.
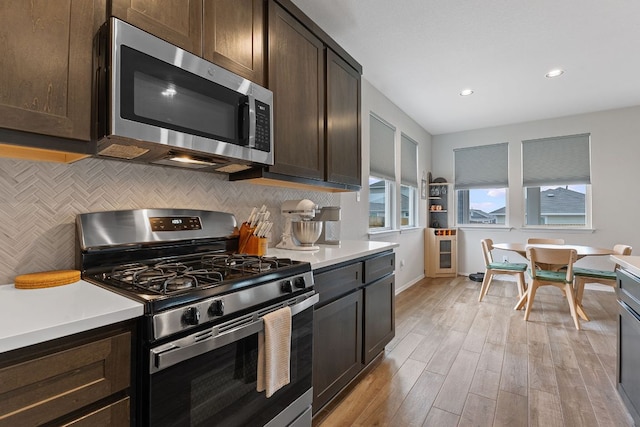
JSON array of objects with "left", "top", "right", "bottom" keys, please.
[
  {"left": 432, "top": 105, "right": 640, "bottom": 275},
  {"left": 340, "top": 78, "right": 433, "bottom": 292}
]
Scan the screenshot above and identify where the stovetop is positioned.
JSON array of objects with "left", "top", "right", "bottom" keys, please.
[
  {"left": 85, "top": 251, "right": 312, "bottom": 313},
  {"left": 100, "top": 253, "right": 299, "bottom": 296}
]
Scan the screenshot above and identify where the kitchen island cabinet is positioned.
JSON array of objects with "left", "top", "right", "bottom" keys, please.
[
  {"left": 0, "top": 321, "right": 135, "bottom": 427},
  {"left": 312, "top": 250, "right": 395, "bottom": 413},
  {"left": 0, "top": 281, "right": 143, "bottom": 425},
  {"left": 0, "top": 0, "right": 103, "bottom": 159}
]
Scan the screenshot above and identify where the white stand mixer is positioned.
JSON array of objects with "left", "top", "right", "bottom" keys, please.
[{"left": 276, "top": 199, "right": 322, "bottom": 251}]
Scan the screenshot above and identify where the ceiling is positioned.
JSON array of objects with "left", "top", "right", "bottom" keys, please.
[{"left": 290, "top": 0, "right": 640, "bottom": 135}]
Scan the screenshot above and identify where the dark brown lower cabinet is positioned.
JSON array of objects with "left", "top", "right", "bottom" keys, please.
[
  {"left": 363, "top": 275, "right": 395, "bottom": 365},
  {"left": 313, "top": 289, "right": 363, "bottom": 412},
  {"left": 0, "top": 322, "right": 134, "bottom": 427},
  {"left": 312, "top": 250, "right": 395, "bottom": 414}
]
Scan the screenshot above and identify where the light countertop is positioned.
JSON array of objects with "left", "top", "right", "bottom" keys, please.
[
  {"left": 612, "top": 255, "right": 640, "bottom": 278},
  {"left": 0, "top": 280, "right": 144, "bottom": 353},
  {"left": 267, "top": 240, "right": 398, "bottom": 270},
  {"left": 1, "top": 240, "right": 395, "bottom": 354}
]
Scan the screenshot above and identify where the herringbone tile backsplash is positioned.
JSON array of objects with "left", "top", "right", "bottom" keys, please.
[{"left": 0, "top": 157, "right": 337, "bottom": 284}]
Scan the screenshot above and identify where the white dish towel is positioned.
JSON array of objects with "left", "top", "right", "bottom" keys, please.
[{"left": 257, "top": 306, "right": 292, "bottom": 397}]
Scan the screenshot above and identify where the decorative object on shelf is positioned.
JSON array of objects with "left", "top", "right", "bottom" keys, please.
[{"left": 433, "top": 177, "right": 447, "bottom": 183}]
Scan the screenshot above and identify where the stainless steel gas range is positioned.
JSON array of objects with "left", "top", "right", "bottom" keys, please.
[{"left": 76, "top": 209, "right": 317, "bottom": 427}]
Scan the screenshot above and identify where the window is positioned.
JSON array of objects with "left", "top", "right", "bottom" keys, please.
[
  {"left": 522, "top": 134, "right": 591, "bottom": 227},
  {"left": 369, "top": 114, "right": 395, "bottom": 230},
  {"left": 400, "top": 133, "right": 418, "bottom": 227},
  {"left": 454, "top": 143, "right": 509, "bottom": 226}
]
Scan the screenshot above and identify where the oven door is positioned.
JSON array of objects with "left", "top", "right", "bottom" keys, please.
[{"left": 143, "top": 293, "right": 317, "bottom": 427}]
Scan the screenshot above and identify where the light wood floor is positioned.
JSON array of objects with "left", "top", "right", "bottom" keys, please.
[{"left": 313, "top": 276, "right": 635, "bottom": 427}]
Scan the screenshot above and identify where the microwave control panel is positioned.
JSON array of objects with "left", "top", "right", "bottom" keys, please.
[{"left": 254, "top": 100, "right": 271, "bottom": 152}]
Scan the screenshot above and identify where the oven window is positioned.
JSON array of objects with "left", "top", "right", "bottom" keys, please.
[
  {"left": 120, "top": 46, "right": 248, "bottom": 145},
  {"left": 146, "top": 308, "right": 312, "bottom": 427}
]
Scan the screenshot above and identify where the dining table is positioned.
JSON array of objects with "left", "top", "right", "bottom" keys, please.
[
  {"left": 492, "top": 242, "right": 614, "bottom": 259},
  {"left": 492, "top": 242, "right": 614, "bottom": 320}
]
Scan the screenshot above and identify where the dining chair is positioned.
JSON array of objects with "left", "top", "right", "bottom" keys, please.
[
  {"left": 478, "top": 239, "right": 528, "bottom": 302},
  {"left": 573, "top": 244, "right": 632, "bottom": 321},
  {"left": 527, "top": 238, "right": 565, "bottom": 244},
  {"left": 523, "top": 247, "right": 580, "bottom": 329}
]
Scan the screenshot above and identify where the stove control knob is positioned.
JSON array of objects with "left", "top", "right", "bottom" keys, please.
[
  {"left": 209, "top": 300, "right": 224, "bottom": 317},
  {"left": 281, "top": 279, "right": 293, "bottom": 293},
  {"left": 294, "top": 276, "right": 306, "bottom": 289},
  {"left": 182, "top": 307, "right": 200, "bottom": 326}
]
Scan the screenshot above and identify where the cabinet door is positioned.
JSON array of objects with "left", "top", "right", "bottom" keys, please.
[
  {"left": 363, "top": 275, "right": 395, "bottom": 365},
  {"left": 111, "top": 0, "right": 203, "bottom": 55},
  {"left": 0, "top": 0, "right": 103, "bottom": 141},
  {"left": 0, "top": 332, "right": 131, "bottom": 426},
  {"left": 326, "top": 49, "right": 361, "bottom": 186},
  {"left": 268, "top": 1, "right": 325, "bottom": 180},
  {"left": 203, "top": 0, "right": 264, "bottom": 85},
  {"left": 313, "top": 290, "right": 363, "bottom": 413}
]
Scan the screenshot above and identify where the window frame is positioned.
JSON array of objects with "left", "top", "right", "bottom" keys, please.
[
  {"left": 400, "top": 183, "right": 417, "bottom": 228},
  {"left": 523, "top": 184, "right": 592, "bottom": 229},
  {"left": 369, "top": 175, "right": 395, "bottom": 231},
  {"left": 454, "top": 143, "right": 509, "bottom": 228},
  {"left": 522, "top": 134, "right": 592, "bottom": 229},
  {"left": 455, "top": 187, "right": 509, "bottom": 228}
]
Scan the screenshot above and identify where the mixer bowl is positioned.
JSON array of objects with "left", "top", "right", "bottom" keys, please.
[{"left": 292, "top": 220, "right": 323, "bottom": 246}]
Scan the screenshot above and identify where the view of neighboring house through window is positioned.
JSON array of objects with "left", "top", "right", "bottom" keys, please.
[
  {"left": 369, "top": 114, "right": 395, "bottom": 230},
  {"left": 522, "top": 133, "right": 591, "bottom": 227},
  {"left": 400, "top": 133, "right": 418, "bottom": 227},
  {"left": 454, "top": 143, "right": 509, "bottom": 225}
]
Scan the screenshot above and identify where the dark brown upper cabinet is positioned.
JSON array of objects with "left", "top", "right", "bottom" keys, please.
[
  {"left": 326, "top": 49, "right": 361, "bottom": 187},
  {"left": 267, "top": 0, "right": 325, "bottom": 181},
  {"left": 111, "top": 0, "right": 203, "bottom": 55},
  {"left": 203, "top": 0, "right": 265, "bottom": 85},
  {"left": 0, "top": 0, "right": 104, "bottom": 154}
]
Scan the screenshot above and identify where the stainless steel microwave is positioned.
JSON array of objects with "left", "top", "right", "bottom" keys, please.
[{"left": 93, "top": 17, "right": 273, "bottom": 173}]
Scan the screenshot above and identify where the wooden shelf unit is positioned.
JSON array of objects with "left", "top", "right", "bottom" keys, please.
[{"left": 425, "top": 228, "right": 457, "bottom": 278}]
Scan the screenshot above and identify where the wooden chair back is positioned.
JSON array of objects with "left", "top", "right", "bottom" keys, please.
[
  {"left": 613, "top": 244, "right": 633, "bottom": 270},
  {"left": 527, "top": 238, "right": 565, "bottom": 245},
  {"left": 480, "top": 238, "right": 494, "bottom": 266},
  {"left": 527, "top": 247, "right": 577, "bottom": 281}
]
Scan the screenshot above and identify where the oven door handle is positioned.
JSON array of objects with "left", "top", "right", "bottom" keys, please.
[{"left": 151, "top": 293, "right": 318, "bottom": 373}]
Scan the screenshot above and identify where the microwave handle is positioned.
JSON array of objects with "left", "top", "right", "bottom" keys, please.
[
  {"left": 239, "top": 97, "right": 250, "bottom": 145},
  {"left": 150, "top": 293, "right": 319, "bottom": 373}
]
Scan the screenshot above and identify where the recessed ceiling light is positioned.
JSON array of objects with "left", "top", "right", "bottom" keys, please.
[
  {"left": 545, "top": 69, "right": 565, "bottom": 78},
  {"left": 460, "top": 89, "right": 474, "bottom": 96}
]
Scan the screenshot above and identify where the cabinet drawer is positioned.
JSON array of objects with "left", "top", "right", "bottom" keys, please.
[
  {"left": 61, "top": 397, "right": 130, "bottom": 427},
  {"left": 0, "top": 332, "right": 131, "bottom": 427},
  {"left": 363, "top": 251, "right": 395, "bottom": 284},
  {"left": 314, "top": 262, "right": 362, "bottom": 305},
  {"left": 619, "top": 269, "right": 640, "bottom": 314}
]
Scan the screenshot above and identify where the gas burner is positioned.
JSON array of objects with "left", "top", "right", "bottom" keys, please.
[
  {"left": 135, "top": 268, "right": 178, "bottom": 286},
  {"left": 189, "top": 269, "right": 224, "bottom": 283},
  {"left": 164, "top": 275, "right": 197, "bottom": 292},
  {"left": 245, "top": 262, "right": 271, "bottom": 273},
  {"left": 155, "top": 261, "right": 190, "bottom": 274},
  {"left": 111, "top": 263, "right": 150, "bottom": 283}
]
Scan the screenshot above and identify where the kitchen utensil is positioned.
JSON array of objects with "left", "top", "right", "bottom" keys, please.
[
  {"left": 291, "top": 221, "right": 323, "bottom": 247},
  {"left": 276, "top": 199, "right": 320, "bottom": 251}
]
